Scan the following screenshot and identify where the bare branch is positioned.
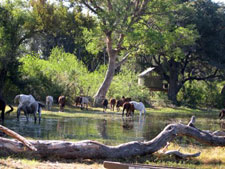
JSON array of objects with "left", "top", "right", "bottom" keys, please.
[
  {"left": 115, "top": 52, "right": 130, "bottom": 68},
  {"left": 82, "top": 0, "right": 98, "bottom": 14}
]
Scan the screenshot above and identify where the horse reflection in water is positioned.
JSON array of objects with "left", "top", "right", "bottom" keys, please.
[
  {"left": 122, "top": 117, "right": 134, "bottom": 130},
  {"left": 135, "top": 114, "right": 146, "bottom": 138}
]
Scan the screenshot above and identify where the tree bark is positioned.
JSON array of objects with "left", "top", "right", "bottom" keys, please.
[
  {"left": 168, "top": 59, "right": 180, "bottom": 104},
  {"left": 94, "top": 34, "right": 117, "bottom": 106},
  {"left": 0, "top": 69, "right": 7, "bottom": 96},
  {"left": 0, "top": 117, "right": 225, "bottom": 159}
]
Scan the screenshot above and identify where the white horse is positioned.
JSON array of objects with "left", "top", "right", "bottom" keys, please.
[
  {"left": 81, "top": 97, "right": 89, "bottom": 110},
  {"left": 14, "top": 94, "right": 44, "bottom": 123},
  {"left": 46, "top": 96, "right": 53, "bottom": 110},
  {"left": 129, "top": 101, "right": 146, "bottom": 115},
  {"left": 14, "top": 94, "right": 36, "bottom": 106}
]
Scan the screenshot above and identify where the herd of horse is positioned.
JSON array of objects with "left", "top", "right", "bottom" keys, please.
[{"left": 0, "top": 94, "right": 225, "bottom": 124}]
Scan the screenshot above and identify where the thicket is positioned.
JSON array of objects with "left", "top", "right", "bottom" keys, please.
[
  {"left": 18, "top": 48, "right": 149, "bottom": 105},
  {"left": 16, "top": 47, "right": 224, "bottom": 108}
]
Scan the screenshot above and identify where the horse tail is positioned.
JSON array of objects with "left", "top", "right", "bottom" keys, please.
[
  {"left": 5, "top": 104, "right": 14, "bottom": 114},
  {"left": 37, "top": 102, "right": 45, "bottom": 108}
]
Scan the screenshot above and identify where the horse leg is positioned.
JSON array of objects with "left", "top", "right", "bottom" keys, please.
[
  {"left": 1, "top": 107, "right": 5, "bottom": 122},
  {"left": 122, "top": 107, "right": 125, "bottom": 116},
  {"left": 17, "top": 108, "right": 21, "bottom": 121},
  {"left": 33, "top": 112, "right": 37, "bottom": 123},
  {"left": 38, "top": 105, "right": 42, "bottom": 124},
  {"left": 24, "top": 111, "right": 29, "bottom": 122},
  {"left": 140, "top": 110, "right": 142, "bottom": 116}
]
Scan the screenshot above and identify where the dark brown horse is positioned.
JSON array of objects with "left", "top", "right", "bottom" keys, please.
[
  {"left": 109, "top": 98, "right": 116, "bottom": 111},
  {"left": 0, "top": 97, "right": 13, "bottom": 122},
  {"left": 116, "top": 97, "right": 131, "bottom": 111},
  {"left": 219, "top": 109, "right": 225, "bottom": 120},
  {"left": 122, "top": 102, "right": 134, "bottom": 117},
  {"left": 75, "top": 96, "right": 82, "bottom": 107},
  {"left": 102, "top": 99, "right": 108, "bottom": 112},
  {"left": 58, "top": 96, "right": 66, "bottom": 112}
]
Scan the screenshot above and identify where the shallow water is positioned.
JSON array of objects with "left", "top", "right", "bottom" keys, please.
[{"left": 2, "top": 111, "right": 224, "bottom": 145}]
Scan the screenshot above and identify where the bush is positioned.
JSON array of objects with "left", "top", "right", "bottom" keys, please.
[
  {"left": 177, "top": 80, "right": 223, "bottom": 108},
  {"left": 19, "top": 48, "right": 150, "bottom": 105}
]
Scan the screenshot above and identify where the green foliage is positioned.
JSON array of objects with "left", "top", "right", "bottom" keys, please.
[
  {"left": 177, "top": 80, "right": 223, "bottom": 108},
  {"left": 19, "top": 47, "right": 149, "bottom": 104},
  {"left": 108, "top": 68, "right": 149, "bottom": 102}
]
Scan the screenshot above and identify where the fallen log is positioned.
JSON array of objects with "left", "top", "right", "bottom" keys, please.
[
  {"left": 0, "top": 117, "right": 225, "bottom": 159},
  {"left": 0, "top": 125, "right": 36, "bottom": 151}
]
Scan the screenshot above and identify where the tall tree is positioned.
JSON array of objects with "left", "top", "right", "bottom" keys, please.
[
  {"left": 136, "top": 0, "right": 225, "bottom": 104},
  {"left": 29, "top": 0, "right": 97, "bottom": 70},
  {"left": 70, "top": 0, "right": 156, "bottom": 105},
  {"left": 0, "top": 0, "right": 36, "bottom": 96}
]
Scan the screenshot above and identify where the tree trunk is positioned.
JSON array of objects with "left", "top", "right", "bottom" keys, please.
[
  {"left": 94, "top": 34, "right": 117, "bottom": 106},
  {"left": 168, "top": 60, "right": 180, "bottom": 104},
  {"left": 1, "top": 117, "right": 225, "bottom": 159},
  {"left": 0, "top": 69, "right": 7, "bottom": 96}
]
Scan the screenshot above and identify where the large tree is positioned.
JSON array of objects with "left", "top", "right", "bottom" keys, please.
[
  {"left": 135, "top": 0, "right": 225, "bottom": 104},
  {"left": 69, "top": 0, "right": 158, "bottom": 105},
  {"left": 0, "top": 0, "right": 37, "bottom": 96},
  {"left": 29, "top": 0, "right": 98, "bottom": 70}
]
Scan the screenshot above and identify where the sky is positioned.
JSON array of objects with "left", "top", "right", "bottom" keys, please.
[{"left": 212, "top": 0, "right": 225, "bottom": 3}]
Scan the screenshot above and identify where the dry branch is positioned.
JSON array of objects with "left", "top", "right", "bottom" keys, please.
[
  {"left": 0, "top": 117, "right": 225, "bottom": 159},
  {"left": 0, "top": 125, "right": 36, "bottom": 151},
  {"left": 164, "top": 150, "right": 201, "bottom": 158}
]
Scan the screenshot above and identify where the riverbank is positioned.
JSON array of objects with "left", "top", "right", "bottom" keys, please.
[{"left": 1, "top": 105, "right": 224, "bottom": 169}]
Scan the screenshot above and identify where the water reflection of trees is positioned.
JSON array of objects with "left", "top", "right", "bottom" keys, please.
[{"left": 97, "top": 119, "right": 108, "bottom": 139}]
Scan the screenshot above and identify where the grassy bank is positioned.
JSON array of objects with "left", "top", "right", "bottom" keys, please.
[{"left": 1, "top": 105, "right": 224, "bottom": 169}]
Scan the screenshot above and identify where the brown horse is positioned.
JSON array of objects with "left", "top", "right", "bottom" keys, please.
[
  {"left": 102, "top": 99, "right": 108, "bottom": 112},
  {"left": 116, "top": 97, "right": 131, "bottom": 111},
  {"left": 109, "top": 98, "right": 116, "bottom": 111},
  {"left": 75, "top": 96, "right": 82, "bottom": 107},
  {"left": 122, "top": 102, "right": 134, "bottom": 117},
  {"left": 0, "top": 97, "right": 13, "bottom": 122},
  {"left": 219, "top": 109, "right": 225, "bottom": 120},
  {"left": 58, "top": 96, "right": 66, "bottom": 112}
]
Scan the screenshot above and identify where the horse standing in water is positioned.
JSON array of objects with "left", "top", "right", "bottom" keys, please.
[
  {"left": 122, "top": 102, "right": 135, "bottom": 117},
  {"left": 0, "top": 97, "right": 13, "bottom": 122},
  {"left": 58, "top": 96, "right": 66, "bottom": 112},
  {"left": 46, "top": 96, "right": 53, "bottom": 111},
  {"left": 17, "top": 101, "right": 44, "bottom": 124},
  {"left": 116, "top": 96, "right": 131, "bottom": 111},
  {"left": 129, "top": 101, "right": 146, "bottom": 115},
  {"left": 14, "top": 94, "right": 36, "bottom": 106},
  {"left": 14, "top": 94, "right": 44, "bottom": 123}
]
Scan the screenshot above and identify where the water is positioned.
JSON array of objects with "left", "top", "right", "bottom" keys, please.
[{"left": 2, "top": 112, "right": 224, "bottom": 145}]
